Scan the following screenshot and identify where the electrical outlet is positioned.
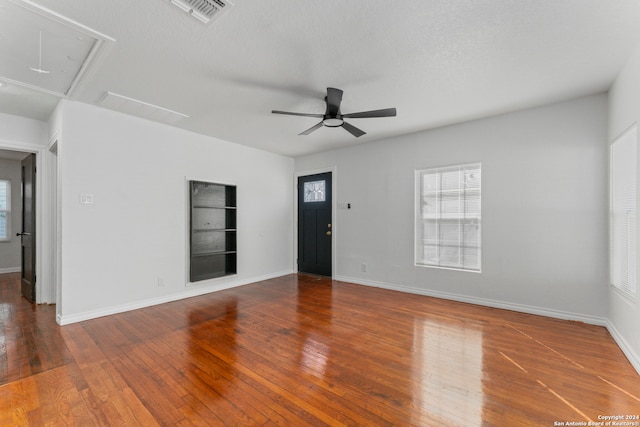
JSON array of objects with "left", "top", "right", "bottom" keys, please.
[
  {"left": 157, "top": 277, "right": 165, "bottom": 287},
  {"left": 361, "top": 262, "right": 368, "bottom": 272}
]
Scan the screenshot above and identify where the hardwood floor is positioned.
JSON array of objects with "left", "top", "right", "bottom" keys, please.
[{"left": 1, "top": 272, "right": 639, "bottom": 426}]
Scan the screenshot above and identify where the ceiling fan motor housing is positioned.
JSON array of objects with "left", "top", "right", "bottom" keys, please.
[
  {"left": 323, "top": 93, "right": 344, "bottom": 126},
  {"left": 271, "top": 87, "right": 396, "bottom": 137}
]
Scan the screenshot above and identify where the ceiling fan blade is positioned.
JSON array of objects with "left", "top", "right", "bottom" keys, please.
[
  {"left": 272, "top": 110, "right": 324, "bottom": 118},
  {"left": 326, "top": 87, "right": 343, "bottom": 117},
  {"left": 299, "top": 122, "right": 324, "bottom": 135},
  {"left": 342, "top": 121, "right": 366, "bottom": 137},
  {"left": 342, "top": 108, "right": 397, "bottom": 119}
]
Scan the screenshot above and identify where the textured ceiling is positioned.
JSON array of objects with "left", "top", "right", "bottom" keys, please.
[{"left": 1, "top": 0, "right": 640, "bottom": 157}]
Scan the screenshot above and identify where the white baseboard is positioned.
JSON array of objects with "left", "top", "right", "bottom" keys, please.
[
  {"left": 0, "top": 267, "right": 21, "bottom": 274},
  {"left": 54, "top": 270, "right": 640, "bottom": 377},
  {"left": 57, "top": 269, "right": 293, "bottom": 326},
  {"left": 606, "top": 320, "right": 640, "bottom": 376},
  {"left": 335, "top": 275, "right": 640, "bottom": 375},
  {"left": 335, "top": 275, "right": 608, "bottom": 326}
]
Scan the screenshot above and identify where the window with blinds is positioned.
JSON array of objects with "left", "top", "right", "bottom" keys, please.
[
  {"left": 416, "top": 163, "right": 481, "bottom": 272},
  {"left": 610, "top": 125, "right": 637, "bottom": 297},
  {"left": 0, "top": 180, "right": 10, "bottom": 242}
]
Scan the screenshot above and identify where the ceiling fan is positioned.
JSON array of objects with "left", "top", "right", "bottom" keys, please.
[{"left": 272, "top": 87, "right": 397, "bottom": 137}]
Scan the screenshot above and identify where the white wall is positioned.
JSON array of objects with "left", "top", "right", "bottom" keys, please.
[
  {"left": 608, "top": 43, "right": 640, "bottom": 374},
  {"left": 0, "top": 158, "right": 22, "bottom": 272},
  {"left": 54, "top": 101, "right": 294, "bottom": 324},
  {"left": 295, "top": 94, "right": 609, "bottom": 323},
  {"left": 0, "top": 112, "right": 48, "bottom": 146}
]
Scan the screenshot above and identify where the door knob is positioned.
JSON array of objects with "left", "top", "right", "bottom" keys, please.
[{"left": 326, "top": 231, "right": 332, "bottom": 236}]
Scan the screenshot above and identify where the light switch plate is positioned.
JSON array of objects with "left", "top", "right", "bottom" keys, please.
[{"left": 80, "top": 193, "right": 94, "bottom": 204}]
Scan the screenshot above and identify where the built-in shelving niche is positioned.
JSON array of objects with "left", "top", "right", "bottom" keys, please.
[{"left": 189, "top": 181, "right": 237, "bottom": 282}]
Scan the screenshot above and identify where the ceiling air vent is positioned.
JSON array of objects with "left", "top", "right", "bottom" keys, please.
[{"left": 169, "top": 0, "right": 233, "bottom": 24}]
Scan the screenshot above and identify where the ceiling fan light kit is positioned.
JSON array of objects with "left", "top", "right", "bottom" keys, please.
[
  {"left": 322, "top": 117, "right": 343, "bottom": 127},
  {"left": 272, "top": 87, "right": 397, "bottom": 138}
]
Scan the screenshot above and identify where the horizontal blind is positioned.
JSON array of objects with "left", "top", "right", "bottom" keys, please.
[
  {"left": 0, "top": 180, "right": 9, "bottom": 240},
  {"left": 417, "top": 163, "right": 481, "bottom": 272},
  {"left": 610, "top": 125, "right": 637, "bottom": 296}
]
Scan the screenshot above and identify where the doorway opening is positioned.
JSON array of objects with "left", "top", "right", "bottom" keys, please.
[
  {"left": 0, "top": 149, "right": 30, "bottom": 277},
  {"left": 0, "top": 146, "right": 56, "bottom": 305}
]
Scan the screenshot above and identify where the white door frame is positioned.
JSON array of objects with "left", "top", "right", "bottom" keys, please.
[{"left": 0, "top": 139, "right": 55, "bottom": 304}]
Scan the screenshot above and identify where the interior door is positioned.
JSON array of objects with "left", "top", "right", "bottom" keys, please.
[
  {"left": 19, "top": 153, "right": 36, "bottom": 302},
  {"left": 298, "top": 172, "right": 332, "bottom": 276}
]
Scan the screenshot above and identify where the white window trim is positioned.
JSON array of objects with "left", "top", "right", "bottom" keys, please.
[
  {"left": 609, "top": 124, "right": 638, "bottom": 300},
  {"left": 415, "top": 163, "right": 481, "bottom": 273},
  {"left": 0, "top": 179, "right": 10, "bottom": 242}
]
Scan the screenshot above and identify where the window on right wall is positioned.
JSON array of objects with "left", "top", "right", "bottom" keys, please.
[
  {"left": 415, "top": 163, "right": 481, "bottom": 272},
  {"left": 610, "top": 124, "right": 637, "bottom": 298}
]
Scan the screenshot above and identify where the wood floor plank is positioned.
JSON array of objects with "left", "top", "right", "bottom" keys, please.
[{"left": 1, "top": 272, "right": 639, "bottom": 425}]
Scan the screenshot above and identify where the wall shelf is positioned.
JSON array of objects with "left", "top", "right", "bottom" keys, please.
[{"left": 189, "top": 181, "right": 236, "bottom": 282}]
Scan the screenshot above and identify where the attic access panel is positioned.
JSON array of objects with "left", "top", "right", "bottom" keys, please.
[{"left": 0, "top": 0, "right": 114, "bottom": 96}]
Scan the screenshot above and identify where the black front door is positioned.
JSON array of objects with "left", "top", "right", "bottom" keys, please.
[
  {"left": 19, "top": 154, "right": 36, "bottom": 302},
  {"left": 298, "top": 172, "right": 332, "bottom": 276}
]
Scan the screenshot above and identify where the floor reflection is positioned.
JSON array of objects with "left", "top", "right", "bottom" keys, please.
[
  {"left": 295, "top": 277, "right": 332, "bottom": 379},
  {"left": 481, "top": 318, "right": 640, "bottom": 423},
  {"left": 412, "top": 317, "right": 483, "bottom": 426},
  {"left": 0, "top": 273, "right": 69, "bottom": 385},
  {"left": 186, "top": 296, "right": 239, "bottom": 414}
]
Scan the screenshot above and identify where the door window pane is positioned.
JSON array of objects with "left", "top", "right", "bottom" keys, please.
[{"left": 304, "top": 180, "right": 326, "bottom": 203}]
